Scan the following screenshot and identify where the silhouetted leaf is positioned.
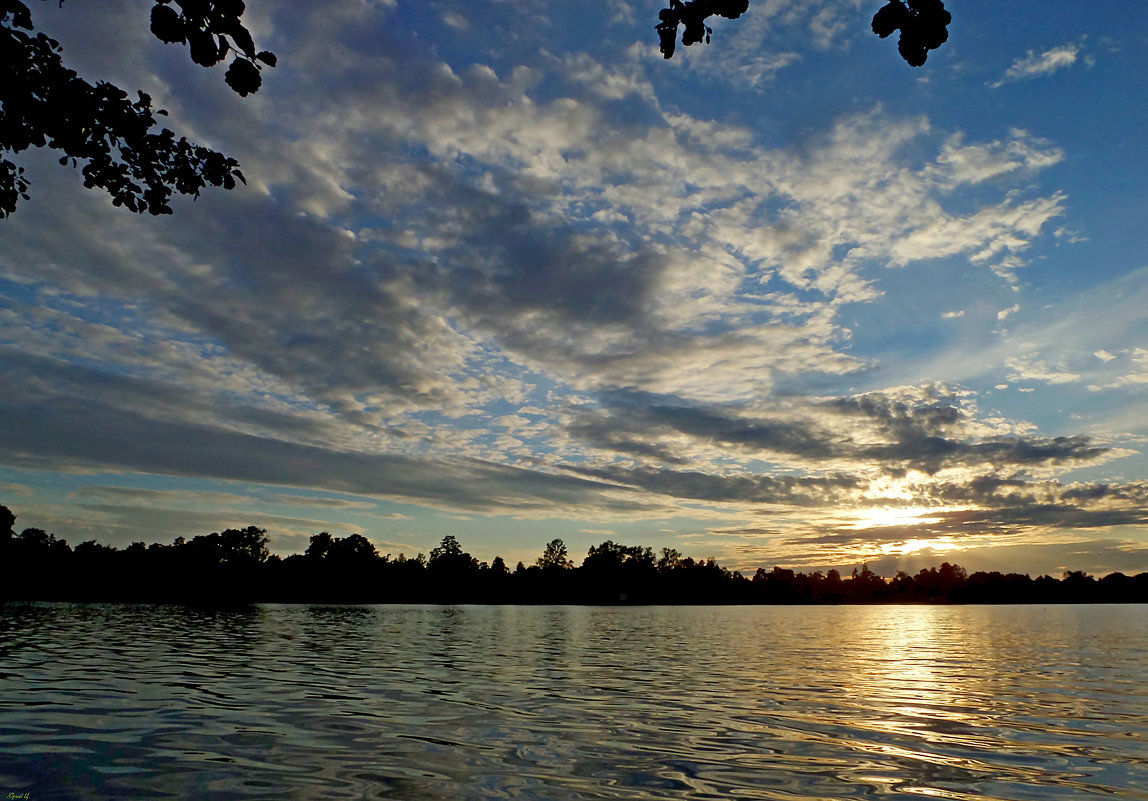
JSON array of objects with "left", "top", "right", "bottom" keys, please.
[
  {"left": 654, "top": 0, "right": 759, "bottom": 59},
  {"left": 214, "top": 0, "right": 246, "bottom": 17},
  {"left": 176, "top": 0, "right": 209, "bottom": 19},
  {"left": 228, "top": 21, "right": 255, "bottom": 58},
  {"left": 224, "top": 57, "right": 260, "bottom": 96},
  {"left": 714, "top": 0, "right": 748, "bottom": 19},
  {"left": 898, "top": 30, "right": 928, "bottom": 66},
  {"left": 188, "top": 29, "right": 219, "bottom": 66},
  {"left": 871, "top": 1, "right": 907, "bottom": 38},
  {"left": 871, "top": 0, "right": 950, "bottom": 66},
  {"left": 150, "top": 4, "right": 185, "bottom": 43},
  {"left": 255, "top": 50, "right": 276, "bottom": 67}
]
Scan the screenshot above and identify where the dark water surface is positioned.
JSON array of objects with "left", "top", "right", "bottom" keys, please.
[{"left": 1, "top": 603, "right": 1146, "bottom": 800}]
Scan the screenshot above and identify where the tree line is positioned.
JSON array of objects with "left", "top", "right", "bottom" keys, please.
[{"left": 3, "top": 504, "right": 1145, "bottom": 605}]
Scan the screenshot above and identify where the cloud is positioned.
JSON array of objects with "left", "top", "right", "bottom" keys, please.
[
  {"left": 1005, "top": 355, "right": 1081, "bottom": 386},
  {"left": 572, "top": 463, "right": 862, "bottom": 507},
  {"left": 565, "top": 385, "right": 1111, "bottom": 477},
  {"left": 863, "top": 540, "right": 1148, "bottom": 579},
  {"left": 3, "top": 0, "right": 1140, "bottom": 573},
  {"left": 990, "top": 44, "right": 1080, "bottom": 88},
  {"left": 0, "top": 353, "right": 664, "bottom": 520},
  {"left": 265, "top": 494, "right": 380, "bottom": 511},
  {"left": 69, "top": 486, "right": 256, "bottom": 508}
]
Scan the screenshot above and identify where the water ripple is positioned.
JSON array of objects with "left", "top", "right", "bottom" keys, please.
[{"left": 1, "top": 604, "right": 1146, "bottom": 799}]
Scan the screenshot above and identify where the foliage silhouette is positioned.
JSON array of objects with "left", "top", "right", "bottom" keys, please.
[
  {"left": 871, "top": 0, "right": 951, "bottom": 67},
  {"left": 0, "top": 503, "right": 14, "bottom": 541},
  {"left": 656, "top": 0, "right": 950, "bottom": 66},
  {"left": 0, "top": 0, "right": 274, "bottom": 217},
  {"left": 2, "top": 503, "right": 1146, "bottom": 605},
  {"left": 536, "top": 537, "right": 573, "bottom": 570},
  {"left": 2, "top": 0, "right": 955, "bottom": 218},
  {"left": 655, "top": 0, "right": 749, "bottom": 60}
]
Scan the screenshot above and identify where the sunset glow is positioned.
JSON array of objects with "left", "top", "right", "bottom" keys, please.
[
  {"left": 1, "top": 0, "right": 1146, "bottom": 578},
  {"left": 847, "top": 508, "right": 948, "bottom": 531}
]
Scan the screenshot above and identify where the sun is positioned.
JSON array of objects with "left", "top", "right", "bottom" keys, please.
[
  {"left": 841, "top": 506, "right": 969, "bottom": 558},
  {"left": 878, "top": 537, "right": 963, "bottom": 556},
  {"left": 847, "top": 506, "right": 945, "bottom": 530}
]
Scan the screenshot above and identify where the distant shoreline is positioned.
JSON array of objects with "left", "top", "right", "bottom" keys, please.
[{"left": 5, "top": 514, "right": 1146, "bottom": 606}]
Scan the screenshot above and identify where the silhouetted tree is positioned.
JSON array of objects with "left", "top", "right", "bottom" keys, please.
[
  {"left": 305, "top": 531, "right": 335, "bottom": 560},
  {"left": 1061, "top": 570, "right": 1097, "bottom": 602},
  {"left": 327, "top": 533, "right": 378, "bottom": 563},
  {"left": 427, "top": 535, "right": 480, "bottom": 601},
  {"left": 657, "top": 547, "right": 683, "bottom": 573},
  {"left": 1, "top": 504, "right": 1146, "bottom": 605},
  {"left": 846, "top": 563, "right": 887, "bottom": 601},
  {"left": 581, "top": 540, "right": 657, "bottom": 602},
  {"left": 0, "top": 503, "right": 15, "bottom": 568},
  {"left": 0, "top": 503, "right": 15, "bottom": 541},
  {"left": 1, "top": 0, "right": 275, "bottom": 217},
  {"left": 429, "top": 535, "right": 471, "bottom": 569},
  {"left": 536, "top": 537, "right": 573, "bottom": 570}
]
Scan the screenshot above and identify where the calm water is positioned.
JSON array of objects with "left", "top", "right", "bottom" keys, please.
[{"left": 1, "top": 604, "right": 1146, "bottom": 800}]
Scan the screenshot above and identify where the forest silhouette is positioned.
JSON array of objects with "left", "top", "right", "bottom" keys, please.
[{"left": 3, "top": 504, "right": 1146, "bottom": 605}]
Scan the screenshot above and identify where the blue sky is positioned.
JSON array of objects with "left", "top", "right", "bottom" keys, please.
[{"left": 2, "top": 0, "right": 1147, "bottom": 576}]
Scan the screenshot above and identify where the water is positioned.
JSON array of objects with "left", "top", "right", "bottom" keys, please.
[{"left": 1, "top": 604, "right": 1146, "bottom": 800}]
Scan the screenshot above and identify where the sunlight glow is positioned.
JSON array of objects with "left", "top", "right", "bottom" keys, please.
[
  {"left": 878, "top": 537, "right": 964, "bottom": 556},
  {"left": 847, "top": 506, "right": 946, "bottom": 530}
]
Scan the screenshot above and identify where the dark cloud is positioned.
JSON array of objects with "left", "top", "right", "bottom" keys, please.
[
  {"left": 825, "top": 391, "right": 1108, "bottom": 473},
  {"left": 569, "top": 463, "right": 860, "bottom": 506},
  {"left": 824, "top": 392, "right": 964, "bottom": 431},
  {"left": 565, "top": 395, "right": 839, "bottom": 461},
  {"left": 448, "top": 230, "right": 666, "bottom": 330},
  {"left": 939, "top": 504, "right": 1148, "bottom": 532},
  {"left": 0, "top": 353, "right": 655, "bottom": 517},
  {"left": 0, "top": 395, "right": 647, "bottom": 516},
  {"left": 565, "top": 390, "right": 1110, "bottom": 475},
  {"left": 776, "top": 501, "right": 1148, "bottom": 550},
  {"left": 862, "top": 541, "right": 1148, "bottom": 579},
  {"left": 0, "top": 349, "right": 341, "bottom": 446},
  {"left": 923, "top": 474, "right": 1030, "bottom": 504}
]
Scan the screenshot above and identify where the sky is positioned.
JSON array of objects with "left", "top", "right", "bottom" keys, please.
[{"left": 2, "top": 0, "right": 1147, "bottom": 577}]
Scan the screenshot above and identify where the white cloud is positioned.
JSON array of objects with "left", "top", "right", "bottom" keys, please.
[
  {"left": 991, "top": 44, "right": 1080, "bottom": 88},
  {"left": 1005, "top": 355, "right": 1081, "bottom": 385}
]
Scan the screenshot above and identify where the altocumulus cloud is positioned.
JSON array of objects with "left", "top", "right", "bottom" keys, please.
[{"left": 1, "top": 0, "right": 1145, "bottom": 573}]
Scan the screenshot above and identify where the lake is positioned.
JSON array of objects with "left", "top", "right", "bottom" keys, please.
[{"left": 1, "top": 603, "right": 1146, "bottom": 799}]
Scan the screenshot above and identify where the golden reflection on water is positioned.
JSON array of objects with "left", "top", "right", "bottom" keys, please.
[
  {"left": 2, "top": 603, "right": 1146, "bottom": 800},
  {"left": 845, "top": 605, "right": 981, "bottom": 725},
  {"left": 807, "top": 605, "right": 1142, "bottom": 800}
]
